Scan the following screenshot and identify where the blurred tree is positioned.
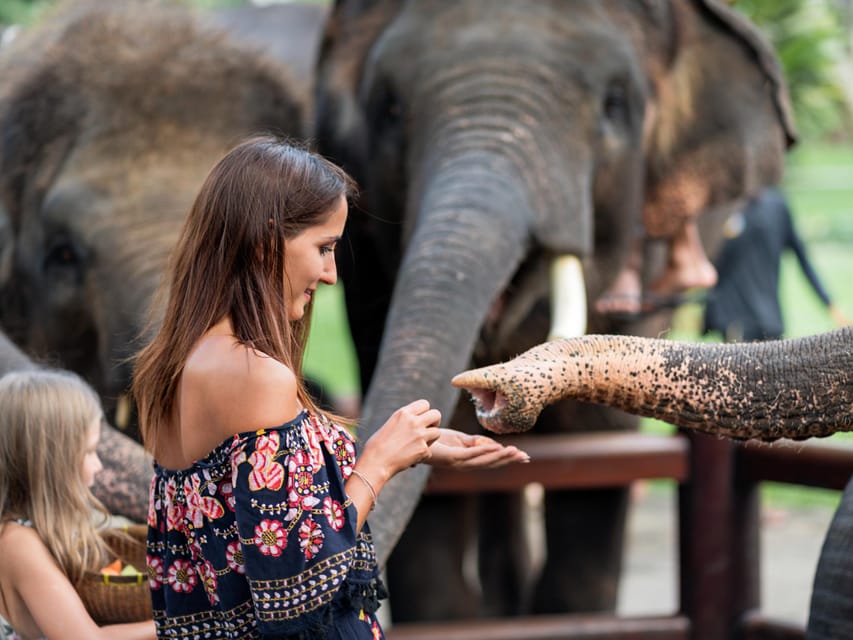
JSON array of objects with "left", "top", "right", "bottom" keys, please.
[
  {"left": 0, "top": 0, "right": 247, "bottom": 26},
  {"left": 734, "top": 0, "right": 852, "bottom": 140},
  {"left": 0, "top": 0, "right": 51, "bottom": 24}
]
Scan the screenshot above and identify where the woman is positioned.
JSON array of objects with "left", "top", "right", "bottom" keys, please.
[
  {"left": 0, "top": 369, "right": 155, "bottom": 640},
  {"left": 132, "top": 136, "right": 526, "bottom": 639}
]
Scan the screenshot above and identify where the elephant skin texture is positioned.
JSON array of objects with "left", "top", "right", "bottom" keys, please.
[
  {"left": 315, "top": 0, "right": 795, "bottom": 620},
  {"left": 452, "top": 328, "right": 853, "bottom": 440},
  {"left": 0, "top": 1, "right": 310, "bottom": 518}
]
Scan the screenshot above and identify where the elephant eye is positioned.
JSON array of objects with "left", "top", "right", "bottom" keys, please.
[
  {"left": 368, "top": 78, "right": 404, "bottom": 133},
  {"left": 43, "top": 237, "right": 83, "bottom": 278},
  {"left": 602, "top": 82, "right": 629, "bottom": 123}
]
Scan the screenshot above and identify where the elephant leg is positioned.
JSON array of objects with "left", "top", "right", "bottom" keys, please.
[
  {"left": 533, "top": 486, "right": 629, "bottom": 613},
  {"left": 386, "top": 494, "right": 480, "bottom": 621},
  {"left": 806, "top": 475, "right": 853, "bottom": 639},
  {"left": 92, "top": 424, "right": 152, "bottom": 523},
  {"left": 532, "top": 401, "right": 633, "bottom": 614},
  {"left": 478, "top": 490, "right": 530, "bottom": 617}
]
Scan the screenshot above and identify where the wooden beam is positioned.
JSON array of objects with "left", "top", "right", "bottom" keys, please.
[
  {"left": 426, "top": 432, "right": 689, "bottom": 494},
  {"left": 735, "top": 440, "right": 853, "bottom": 491},
  {"left": 386, "top": 613, "right": 690, "bottom": 640}
]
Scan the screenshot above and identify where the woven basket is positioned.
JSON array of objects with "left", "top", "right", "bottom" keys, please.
[{"left": 77, "top": 524, "right": 153, "bottom": 624}]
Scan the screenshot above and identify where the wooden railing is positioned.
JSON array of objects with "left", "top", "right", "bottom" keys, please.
[{"left": 384, "top": 430, "right": 853, "bottom": 640}]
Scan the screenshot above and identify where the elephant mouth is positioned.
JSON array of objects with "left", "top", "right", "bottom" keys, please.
[{"left": 453, "top": 372, "right": 536, "bottom": 434}]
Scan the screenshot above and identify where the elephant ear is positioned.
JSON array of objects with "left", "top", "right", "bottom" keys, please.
[
  {"left": 694, "top": 0, "right": 796, "bottom": 147},
  {"left": 313, "top": 0, "right": 400, "bottom": 183},
  {"left": 641, "top": 0, "right": 797, "bottom": 238},
  {"left": 0, "top": 65, "right": 83, "bottom": 232}
]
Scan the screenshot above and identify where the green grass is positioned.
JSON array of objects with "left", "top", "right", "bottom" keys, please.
[{"left": 304, "top": 283, "right": 361, "bottom": 398}]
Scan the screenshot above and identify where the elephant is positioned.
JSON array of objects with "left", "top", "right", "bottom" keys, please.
[
  {"left": 451, "top": 329, "right": 853, "bottom": 638},
  {"left": 207, "top": 1, "right": 330, "bottom": 122},
  {"left": 0, "top": 1, "right": 311, "bottom": 517},
  {"left": 314, "top": 0, "right": 796, "bottom": 621}
]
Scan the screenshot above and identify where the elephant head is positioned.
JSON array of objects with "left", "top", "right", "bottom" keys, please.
[
  {"left": 0, "top": 1, "right": 304, "bottom": 427},
  {"left": 451, "top": 329, "right": 853, "bottom": 440},
  {"left": 314, "top": 0, "right": 795, "bottom": 561}
]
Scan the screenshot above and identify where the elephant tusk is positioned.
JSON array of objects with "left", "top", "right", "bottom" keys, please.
[
  {"left": 115, "top": 392, "right": 131, "bottom": 430},
  {"left": 548, "top": 254, "right": 587, "bottom": 340}
]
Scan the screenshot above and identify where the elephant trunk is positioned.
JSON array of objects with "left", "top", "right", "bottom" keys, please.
[
  {"left": 452, "top": 329, "right": 853, "bottom": 441},
  {"left": 361, "top": 159, "right": 533, "bottom": 564}
]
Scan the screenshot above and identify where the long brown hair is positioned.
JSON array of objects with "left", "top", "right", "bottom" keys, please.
[
  {"left": 0, "top": 369, "right": 109, "bottom": 585},
  {"left": 132, "top": 135, "right": 356, "bottom": 454}
]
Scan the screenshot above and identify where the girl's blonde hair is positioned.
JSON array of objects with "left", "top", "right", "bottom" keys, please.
[{"left": 0, "top": 368, "right": 109, "bottom": 585}]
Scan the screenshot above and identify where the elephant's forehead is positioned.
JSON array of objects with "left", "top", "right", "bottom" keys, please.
[{"left": 43, "top": 140, "right": 225, "bottom": 222}]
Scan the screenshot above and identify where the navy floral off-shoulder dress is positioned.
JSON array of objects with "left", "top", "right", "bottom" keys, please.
[{"left": 146, "top": 410, "right": 386, "bottom": 639}]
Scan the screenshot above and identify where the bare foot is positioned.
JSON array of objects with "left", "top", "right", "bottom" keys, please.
[
  {"left": 595, "top": 237, "right": 644, "bottom": 315},
  {"left": 595, "top": 263, "right": 643, "bottom": 315}
]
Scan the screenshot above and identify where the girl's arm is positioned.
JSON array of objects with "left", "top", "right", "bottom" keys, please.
[{"left": 6, "top": 526, "right": 155, "bottom": 640}]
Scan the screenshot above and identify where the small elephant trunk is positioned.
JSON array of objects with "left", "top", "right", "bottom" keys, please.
[{"left": 452, "top": 329, "right": 853, "bottom": 441}]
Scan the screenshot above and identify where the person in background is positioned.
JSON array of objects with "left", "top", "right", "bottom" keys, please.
[
  {"left": 0, "top": 368, "right": 156, "bottom": 640},
  {"left": 132, "top": 135, "right": 528, "bottom": 640},
  {"left": 703, "top": 185, "right": 849, "bottom": 342}
]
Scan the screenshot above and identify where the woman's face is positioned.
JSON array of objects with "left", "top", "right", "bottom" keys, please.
[
  {"left": 81, "top": 418, "right": 103, "bottom": 488},
  {"left": 284, "top": 196, "right": 348, "bottom": 321}
]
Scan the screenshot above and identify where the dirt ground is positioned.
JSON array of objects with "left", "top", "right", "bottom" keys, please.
[{"left": 618, "top": 484, "right": 837, "bottom": 627}]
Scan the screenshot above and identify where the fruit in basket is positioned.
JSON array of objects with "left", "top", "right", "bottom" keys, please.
[
  {"left": 120, "top": 563, "right": 141, "bottom": 576},
  {"left": 99, "top": 559, "right": 123, "bottom": 576}
]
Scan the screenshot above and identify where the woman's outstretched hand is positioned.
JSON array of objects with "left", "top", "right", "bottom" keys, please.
[{"left": 427, "top": 428, "right": 529, "bottom": 469}]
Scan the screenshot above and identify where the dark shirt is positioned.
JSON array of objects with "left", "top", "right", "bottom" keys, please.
[
  {"left": 703, "top": 187, "right": 831, "bottom": 342},
  {"left": 147, "top": 410, "right": 385, "bottom": 639}
]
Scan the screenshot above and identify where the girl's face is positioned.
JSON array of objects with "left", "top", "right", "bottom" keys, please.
[
  {"left": 81, "top": 418, "right": 103, "bottom": 488},
  {"left": 283, "top": 196, "right": 348, "bottom": 321}
]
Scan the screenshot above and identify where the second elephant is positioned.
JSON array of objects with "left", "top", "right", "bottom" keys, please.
[{"left": 315, "top": 0, "right": 795, "bottom": 621}]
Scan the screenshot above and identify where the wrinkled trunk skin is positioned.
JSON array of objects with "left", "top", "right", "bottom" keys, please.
[
  {"left": 0, "top": 328, "right": 150, "bottom": 521},
  {"left": 453, "top": 329, "right": 853, "bottom": 439},
  {"left": 364, "top": 159, "right": 531, "bottom": 563}
]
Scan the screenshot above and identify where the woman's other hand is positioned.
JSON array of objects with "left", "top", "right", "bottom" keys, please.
[
  {"left": 426, "top": 428, "right": 529, "bottom": 469},
  {"left": 358, "top": 399, "right": 442, "bottom": 484}
]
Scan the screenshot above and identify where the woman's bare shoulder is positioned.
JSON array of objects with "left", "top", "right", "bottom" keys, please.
[{"left": 182, "top": 337, "right": 301, "bottom": 437}]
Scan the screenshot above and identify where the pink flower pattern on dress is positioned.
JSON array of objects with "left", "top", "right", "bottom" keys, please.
[
  {"left": 323, "top": 496, "right": 344, "bottom": 531},
  {"left": 298, "top": 517, "right": 324, "bottom": 560},
  {"left": 198, "top": 560, "right": 220, "bottom": 605},
  {"left": 147, "top": 554, "right": 164, "bottom": 590},
  {"left": 254, "top": 519, "right": 287, "bottom": 557},
  {"left": 334, "top": 436, "right": 356, "bottom": 476},
  {"left": 225, "top": 540, "right": 246, "bottom": 575},
  {"left": 247, "top": 432, "right": 285, "bottom": 491},
  {"left": 167, "top": 558, "right": 197, "bottom": 593},
  {"left": 287, "top": 448, "right": 320, "bottom": 509},
  {"left": 220, "top": 480, "right": 235, "bottom": 511},
  {"left": 147, "top": 476, "right": 159, "bottom": 527},
  {"left": 164, "top": 478, "right": 184, "bottom": 532},
  {"left": 184, "top": 475, "right": 225, "bottom": 528}
]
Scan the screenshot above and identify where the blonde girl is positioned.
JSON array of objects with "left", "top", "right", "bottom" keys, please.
[{"left": 0, "top": 368, "right": 155, "bottom": 640}]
